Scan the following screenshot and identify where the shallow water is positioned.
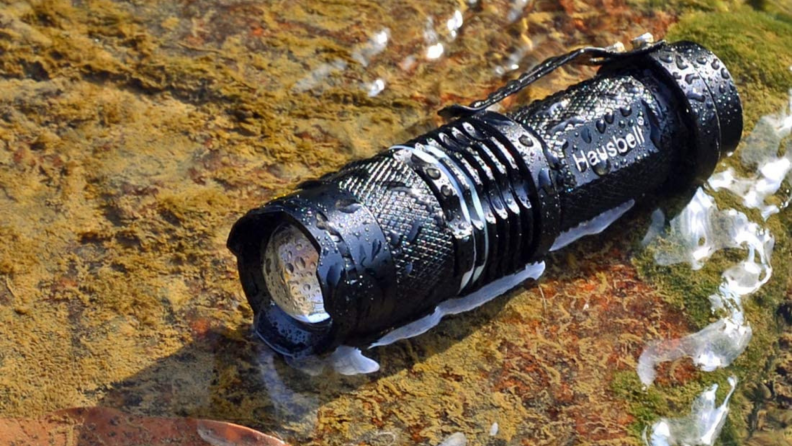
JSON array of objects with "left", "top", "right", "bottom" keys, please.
[{"left": 1, "top": 0, "right": 792, "bottom": 445}]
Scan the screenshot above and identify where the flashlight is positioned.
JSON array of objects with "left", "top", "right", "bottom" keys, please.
[{"left": 228, "top": 36, "right": 743, "bottom": 357}]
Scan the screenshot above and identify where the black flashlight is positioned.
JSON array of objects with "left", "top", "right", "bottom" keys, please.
[{"left": 227, "top": 37, "right": 742, "bottom": 357}]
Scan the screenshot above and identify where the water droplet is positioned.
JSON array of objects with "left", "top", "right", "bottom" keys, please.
[
  {"left": 620, "top": 106, "right": 632, "bottom": 117},
  {"left": 605, "top": 110, "right": 615, "bottom": 124},
  {"left": 581, "top": 127, "right": 592, "bottom": 143},
  {"left": 462, "top": 122, "right": 485, "bottom": 140},
  {"left": 720, "top": 68, "right": 730, "bottom": 79},
  {"left": 696, "top": 56, "right": 707, "bottom": 65},
  {"left": 593, "top": 158, "right": 610, "bottom": 176},
  {"left": 337, "top": 198, "right": 362, "bottom": 213},
  {"left": 538, "top": 167, "right": 553, "bottom": 193},
  {"left": 519, "top": 134, "right": 534, "bottom": 147},
  {"left": 711, "top": 59, "right": 721, "bottom": 69},
  {"left": 441, "top": 184, "right": 453, "bottom": 196},
  {"left": 660, "top": 53, "right": 673, "bottom": 63},
  {"left": 684, "top": 73, "right": 697, "bottom": 84},
  {"left": 675, "top": 55, "right": 689, "bottom": 70},
  {"left": 545, "top": 148, "right": 561, "bottom": 168},
  {"left": 596, "top": 119, "right": 606, "bottom": 134},
  {"left": 687, "top": 91, "right": 706, "bottom": 102},
  {"left": 426, "top": 167, "right": 441, "bottom": 179}
]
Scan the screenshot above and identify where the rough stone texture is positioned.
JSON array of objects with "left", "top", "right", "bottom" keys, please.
[{"left": 0, "top": 0, "right": 791, "bottom": 445}]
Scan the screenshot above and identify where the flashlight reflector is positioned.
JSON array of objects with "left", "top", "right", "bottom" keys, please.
[{"left": 262, "top": 224, "right": 328, "bottom": 324}]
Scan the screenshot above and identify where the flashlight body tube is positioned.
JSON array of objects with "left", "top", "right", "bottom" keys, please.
[{"left": 228, "top": 40, "right": 743, "bottom": 357}]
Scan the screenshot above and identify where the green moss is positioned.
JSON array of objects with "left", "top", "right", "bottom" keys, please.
[{"left": 625, "top": 0, "right": 740, "bottom": 14}]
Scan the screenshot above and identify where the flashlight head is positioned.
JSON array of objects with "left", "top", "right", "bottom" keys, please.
[{"left": 228, "top": 178, "right": 440, "bottom": 357}]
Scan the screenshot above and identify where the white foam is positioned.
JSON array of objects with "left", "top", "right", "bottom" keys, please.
[
  {"left": 292, "top": 60, "right": 348, "bottom": 93},
  {"left": 294, "top": 28, "right": 390, "bottom": 95},
  {"left": 638, "top": 319, "right": 751, "bottom": 387},
  {"left": 364, "top": 78, "right": 386, "bottom": 97},
  {"left": 644, "top": 377, "right": 737, "bottom": 446},
  {"left": 551, "top": 200, "right": 635, "bottom": 251}
]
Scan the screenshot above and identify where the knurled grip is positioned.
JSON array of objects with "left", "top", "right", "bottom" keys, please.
[{"left": 510, "top": 65, "right": 686, "bottom": 230}]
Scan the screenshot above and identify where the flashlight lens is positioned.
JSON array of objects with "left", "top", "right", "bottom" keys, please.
[{"left": 262, "top": 224, "right": 329, "bottom": 324}]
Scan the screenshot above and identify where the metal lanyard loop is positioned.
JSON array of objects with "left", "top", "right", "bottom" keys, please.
[{"left": 438, "top": 39, "right": 666, "bottom": 120}]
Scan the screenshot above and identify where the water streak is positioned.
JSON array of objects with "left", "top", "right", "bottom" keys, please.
[
  {"left": 644, "top": 377, "right": 737, "bottom": 446},
  {"left": 507, "top": 0, "right": 531, "bottom": 23},
  {"left": 286, "top": 346, "right": 380, "bottom": 376},
  {"left": 550, "top": 199, "right": 634, "bottom": 251},
  {"left": 293, "top": 29, "right": 390, "bottom": 94},
  {"left": 352, "top": 29, "right": 390, "bottom": 67},
  {"left": 710, "top": 89, "right": 792, "bottom": 219},
  {"left": 639, "top": 86, "right": 792, "bottom": 445},
  {"left": 371, "top": 262, "right": 545, "bottom": 348},
  {"left": 424, "top": 17, "right": 445, "bottom": 60},
  {"left": 638, "top": 196, "right": 773, "bottom": 386}
]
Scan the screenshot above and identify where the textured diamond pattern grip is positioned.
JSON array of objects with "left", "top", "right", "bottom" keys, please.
[
  {"left": 329, "top": 154, "right": 459, "bottom": 324},
  {"left": 510, "top": 67, "right": 686, "bottom": 230}
]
